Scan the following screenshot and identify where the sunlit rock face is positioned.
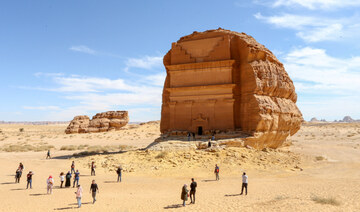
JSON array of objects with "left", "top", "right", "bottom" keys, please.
[{"left": 160, "top": 28, "right": 302, "bottom": 149}]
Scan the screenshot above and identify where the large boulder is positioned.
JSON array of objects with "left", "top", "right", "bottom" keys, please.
[{"left": 65, "top": 111, "right": 129, "bottom": 134}]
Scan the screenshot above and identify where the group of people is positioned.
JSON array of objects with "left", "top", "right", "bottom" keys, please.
[{"left": 180, "top": 164, "right": 249, "bottom": 207}]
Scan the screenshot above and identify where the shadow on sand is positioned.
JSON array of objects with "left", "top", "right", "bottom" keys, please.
[
  {"left": 225, "top": 193, "right": 241, "bottom": 197},
  {"left": 10, "top": 188, "right": 26, "bottom": 191},
  {"left": 1, "top": 182, "right": 16, "bottom": 185},
  {"left": 30, "top": 193, "right": 47, "bottom": 196},
  {"left": 54, "top": 202, "right": 92, "bottom": 210},
  {"left": 164, "top": 204, "right": 183, "bottom": 209},
  {"left": 104, "top": 181, "right": 118, "bottom": 184},
  {"left": 202, "top": 179, "right": 217, "bottom": 182},
  {"left": 52, "top": 150, "right": 128, "bottom": 160}
]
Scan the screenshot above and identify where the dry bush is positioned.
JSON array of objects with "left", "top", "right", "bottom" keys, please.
[
  {"left": 311, "top": 196, "right": 340, "bottom": 206},
  {"left": 19, "top": 128, "right": 24, "bottom": 132},
  {"left": 60, "top": 144, "right": 89, "bottom": 151},
  {"left": 155, "top": 151, "right": 168, "bottom": 159},
  {"left": 1, "top": 143, "right": 54, "bottom": 152},
  {"left": 72, "top": 145, "right": 130, "bottom": 156},
  {"left": 315, "top": 156, "right": 326, "bottom": 161}
]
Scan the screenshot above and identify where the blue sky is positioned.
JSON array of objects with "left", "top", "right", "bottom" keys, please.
[{"left": 1, "top": 0, "right": 359, "bottom": 122}]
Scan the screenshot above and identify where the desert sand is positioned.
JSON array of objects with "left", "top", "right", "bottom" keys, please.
[{"left": 0, "top": 122, "right": 359, "bottom": 211}]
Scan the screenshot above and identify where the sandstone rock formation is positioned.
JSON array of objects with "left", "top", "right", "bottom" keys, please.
[
  {"left": 65, "top": 111, "right": 129, "bottom": 134},
  {"left": 160, "top": 28, "right": 302, "bottom": 149}
]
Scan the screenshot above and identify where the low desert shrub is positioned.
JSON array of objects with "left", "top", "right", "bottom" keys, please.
[
  {"left": 19, "top": 128, "right": 24, "bottom": 132},
  {"left": 315, "top": 156, "right": 326, "bottom": 161},
  {"left": 155, "top": 151, "right": 168, "bottom": 159},
  {"left": 311, "top": 196, "right": 340, "bottom": 206},
  {"left": 1, "top": 143, "right": 54, "bottom": 152}
]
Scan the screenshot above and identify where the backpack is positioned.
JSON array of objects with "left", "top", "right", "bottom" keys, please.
[{"left": 215, "top": 167, "right": 219, "bottom": 173}]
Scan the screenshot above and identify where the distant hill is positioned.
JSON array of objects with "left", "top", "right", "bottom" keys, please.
[
  {"left": 340, "top": 116, "right": 360, "bottom": 123},
  {"left": 310, "top": 117, "right": 319, "bottom": 122}
]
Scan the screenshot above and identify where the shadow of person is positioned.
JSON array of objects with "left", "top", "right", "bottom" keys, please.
[
  {"left": 10, "top": 188, "right": 26, "bottom": 191},
  {"left": 224, "top": 193, "right": 241, "bottom": 197},
  {"left": 54, "top": 206, "right": 74, "bottom": 210},
  {"left": 164, "top": 204, "right": 183, "bottom": 209},
  {"left": 202, "top": 179, "right": 217, "bottom": 182},
  {"left": 0, "top": 182, "right": 16, "bottom": 185},
  {"left": 68, "top": 202, "right": 92, "bottom": 206},
  {"left": 104, "top": 181, "right": 118, "bottom": 184},
  {"left": 30, "top": 193, "right": 47, "bottom": 196}
]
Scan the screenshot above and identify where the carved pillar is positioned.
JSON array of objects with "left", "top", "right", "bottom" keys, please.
[{"left": 168, "top": 101, "right": 177, "bottom": 130}]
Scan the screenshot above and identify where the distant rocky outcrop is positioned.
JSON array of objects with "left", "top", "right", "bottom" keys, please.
[
  {"left": 65, "top": 111, "right": 129, "bottom": 134},
  {"left": 341, "top": 116, "right": 360, "bottom": 123},
  {"left": 310, "top": 117, "right": 319, "bottom": 122}
]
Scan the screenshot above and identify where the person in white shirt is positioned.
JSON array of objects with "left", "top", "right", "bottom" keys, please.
[
  {"left": 75, "top": 185, "right": 83, "bottom": 208},
  {"left": 240, "top": 172, "right": 248, "bottom": 195},
  {"left": 47, "top": 175, "right": 54, "bottom": 194},
  {"left": 59, "top": 172, "right": 65, "bottom": 188}
]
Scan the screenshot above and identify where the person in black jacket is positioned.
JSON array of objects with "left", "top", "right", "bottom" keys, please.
[
  {"left": 190, "top": 178, "right": 197, "bottom": 204},
  {"left": 116, "top": 166, "right": 122, "bottom": 182}
]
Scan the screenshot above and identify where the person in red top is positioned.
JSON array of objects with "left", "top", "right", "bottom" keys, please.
[
  {"left": 71, "top": 161, "right": 75, "bottom": 174},
  {"left": 26, "top": 171, "right": 34, "bottom": 189},
  {"left": 214, "top": 164, "right": 220, "bottom": 181}
]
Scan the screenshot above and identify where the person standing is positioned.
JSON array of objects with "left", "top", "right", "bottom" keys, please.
[
  {"left": 75, "top": 185, "right": 83, "bottom": 208},
  {"left": 65, "top": 171, "right": 72, "bottom": 187},
  {"left": 15, "top": 168, "right": 21, "bottom": 183},
  {"left": 181, "top": 184, "right": 189, "bottom": 207},
  {"left": 73, "top": 170, "right": 80, "bottom": 187},
  {"left": 46, "top": 150, "right": 51, "bottom": 159},
  {"left": 192, "top": 132, "right": 196, "bottom": 141},
  {"left": 71, "top": 161, "right": 75, "bottom": 174},
  {"left": 190, "top": 178, "right": 197, "bottom": 204},
  {"left": 187, "top": 132, "right": 191, "bottom": 141},
  {"left": 26, "top": 171, "right": 34, "bottom": 189},
  {"left": 214, "top": 164, "right": 220, "bottom": 181},
  {"left": 240, "top": 172, "right": 248, "bottom": 195},
  {"left": 59, "top": 172, "right": 65, "bottom": 188},
  {"left": 91, "top": 162, "right": 96, "bottom": 176},
  {"left": 47, "top": 175, "right": 54, "bottom": 194},
  {"left": 90, "top": 180, "right": 99, "bottom": 204},
  {"left": 116, "top": 166, "right": 122, "bottom": 182}
]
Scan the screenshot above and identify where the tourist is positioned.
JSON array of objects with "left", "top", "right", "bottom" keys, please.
[
  {"left": 59, "top": 172, "right": 65, "bottom": 188},
  {"left": 89, "top": 180, "right": 99, "bottom": 204},
  {"left": 91, "top": 162, "right": 96, "bottom": 176},
  {"left": 116, "top": 166, "right": 122, "bottom": 182},
  {"left": 187, "top": 132, "right": 191, "bottom": 141},
  {"left": 190, "top": 178, "right": 197, "bottom": 204},
  {"left": 208, "top": 139, "right": 212, "bottom": 148},
  {"left": 46, "top": 175, "right": 54, "bottom": 194},
  {"left": 65, "top": 171, "right": 71, "bottom": 187},
  {"left": 15, "top": 168, "right": 21, "bottom": 183},
  {"left": 240, "top": 172, "right": 248, "bottom": 195},
  {"left": 214, "top": 164, "right": 220, "bottom": 181},
  {"left": 46, "top": 150, "right": 51, "bottom": 159},
  {"left": 26, "top": 171, "right": 34, "bottom": 189},
  {"left": 19, "top": 162, "right": 24, "bottom": 172},
  {"left": 75, "top": 185, "right": 83, "bottom": 208},
  {"left": 181, "top": 184, "right": 189, "bottom": 207},
  {"left": 73, "top": 170, "right": 80, "bottom": 187},
  {"left": 211, "top": 133, "right": 215, "bottom": 141},
  {"left": 71, "top": 161, "right": 75, "bottom": 174},
  {"left": 192, "top": 132, "right": 196, "bottom": 141}
]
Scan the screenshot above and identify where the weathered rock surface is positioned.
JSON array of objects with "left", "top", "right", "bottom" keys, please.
[
  {"left": 65, "top": 111, "right": 129, "bottom": 134},
  {"left": 160, "top": 28, "right": 302, "bottom": 149}
]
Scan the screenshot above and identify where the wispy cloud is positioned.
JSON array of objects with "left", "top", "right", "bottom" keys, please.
[
  {"left": 272, "top": 0, "right": 360, "bottom": 10},
  {"left": 125, "top": 56, "right": 162, "bottom": 71},
  {"left": 284, "top": 47, "right": 360, "bottom": 93},
  {"left": 254, "top": 13, "right": 359, "bottom": 42},
  {"left": 69, "top": 45, "right": 97, "bottom": 55}
]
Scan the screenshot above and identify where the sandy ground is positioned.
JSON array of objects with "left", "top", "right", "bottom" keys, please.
[{"left": 0, "top": 122, "right": 360, "bottom": 211}]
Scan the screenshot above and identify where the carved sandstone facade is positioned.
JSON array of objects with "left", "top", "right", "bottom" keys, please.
[{"left": 160, "top": 29, "right": 302, "bottom": 148}]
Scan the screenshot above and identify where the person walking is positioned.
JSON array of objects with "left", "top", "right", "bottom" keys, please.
[
  {"left": 91, "top": 162, "right": 96, "bottom": 176},
  {"left": 15, "top": 168, "right": 21, "bottom": 183},
  {"left": 75, "top": 185, "right": 83, "bottom": 208},
  {"left": 181, "top": 184, "right": 189, "bottom": 207},
  {"left": 187, "top": 132, "right": 191, "bottom": 141},
  {"left": 190, "top": 178, "right": 197, "bottom": 204},
  {"left": 46, "top": 150, "right": 51, "bottom": 159},
  {"left": 59, "top": 172, "right": 65, "bottom": 188},
  {"left": 90, "top": 180, "right": 99, "bottom": 204},
  {"left": 65, "top": 171, "right": 72, "bottom": 187},
  {"left": 116, "top": 166, "right": 122, "bottom": 182},
  {"left": 208, "top": 139, "right": 212, "bottom": 148},
  {"left": 214, "top": 164, "right": 220, "bottom": 181},
  {"left": 240, "top": 172, "right": 248, "bottom": 195},
  {"left": 47, "top": 175, "right": 54, "bottom": 194},
  {"left": 26, "top": 171, "right": 34, "bottom": 189},
  {"left": 73, "top": 170, "right": 80, "bottom": 188},
  {"left": 71, "top": 161, "right": 75, "bottom": 174}
]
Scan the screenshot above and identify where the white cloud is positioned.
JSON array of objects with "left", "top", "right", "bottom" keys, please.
[
  {"left": 69, "top": 45, "right": 97, "bottom": 55},
  {"left": 125, "top": 56, "right": 162, "bottom": 71},
  {"left": 34, "top": 72, "right": 64, "bottom": 78},
  {"left": 284, "top": 47, "right": 360, "bottom": 93},
  {"left": 255, "top": 13, "right": 359, "bottom": 42},
  {"left": 272, "top": 0, "right": 360, "bottom": 10}
]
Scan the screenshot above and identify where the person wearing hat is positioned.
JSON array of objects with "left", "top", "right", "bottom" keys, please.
[
  {"left": 47, "top": 175, "right": 54, "bottom": 194},
  {"left": 26, "top": 171, "right": 34, "bottom": 189},
  {"left": 75, "top": 184, "right": 83, "bottom": 208}
]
